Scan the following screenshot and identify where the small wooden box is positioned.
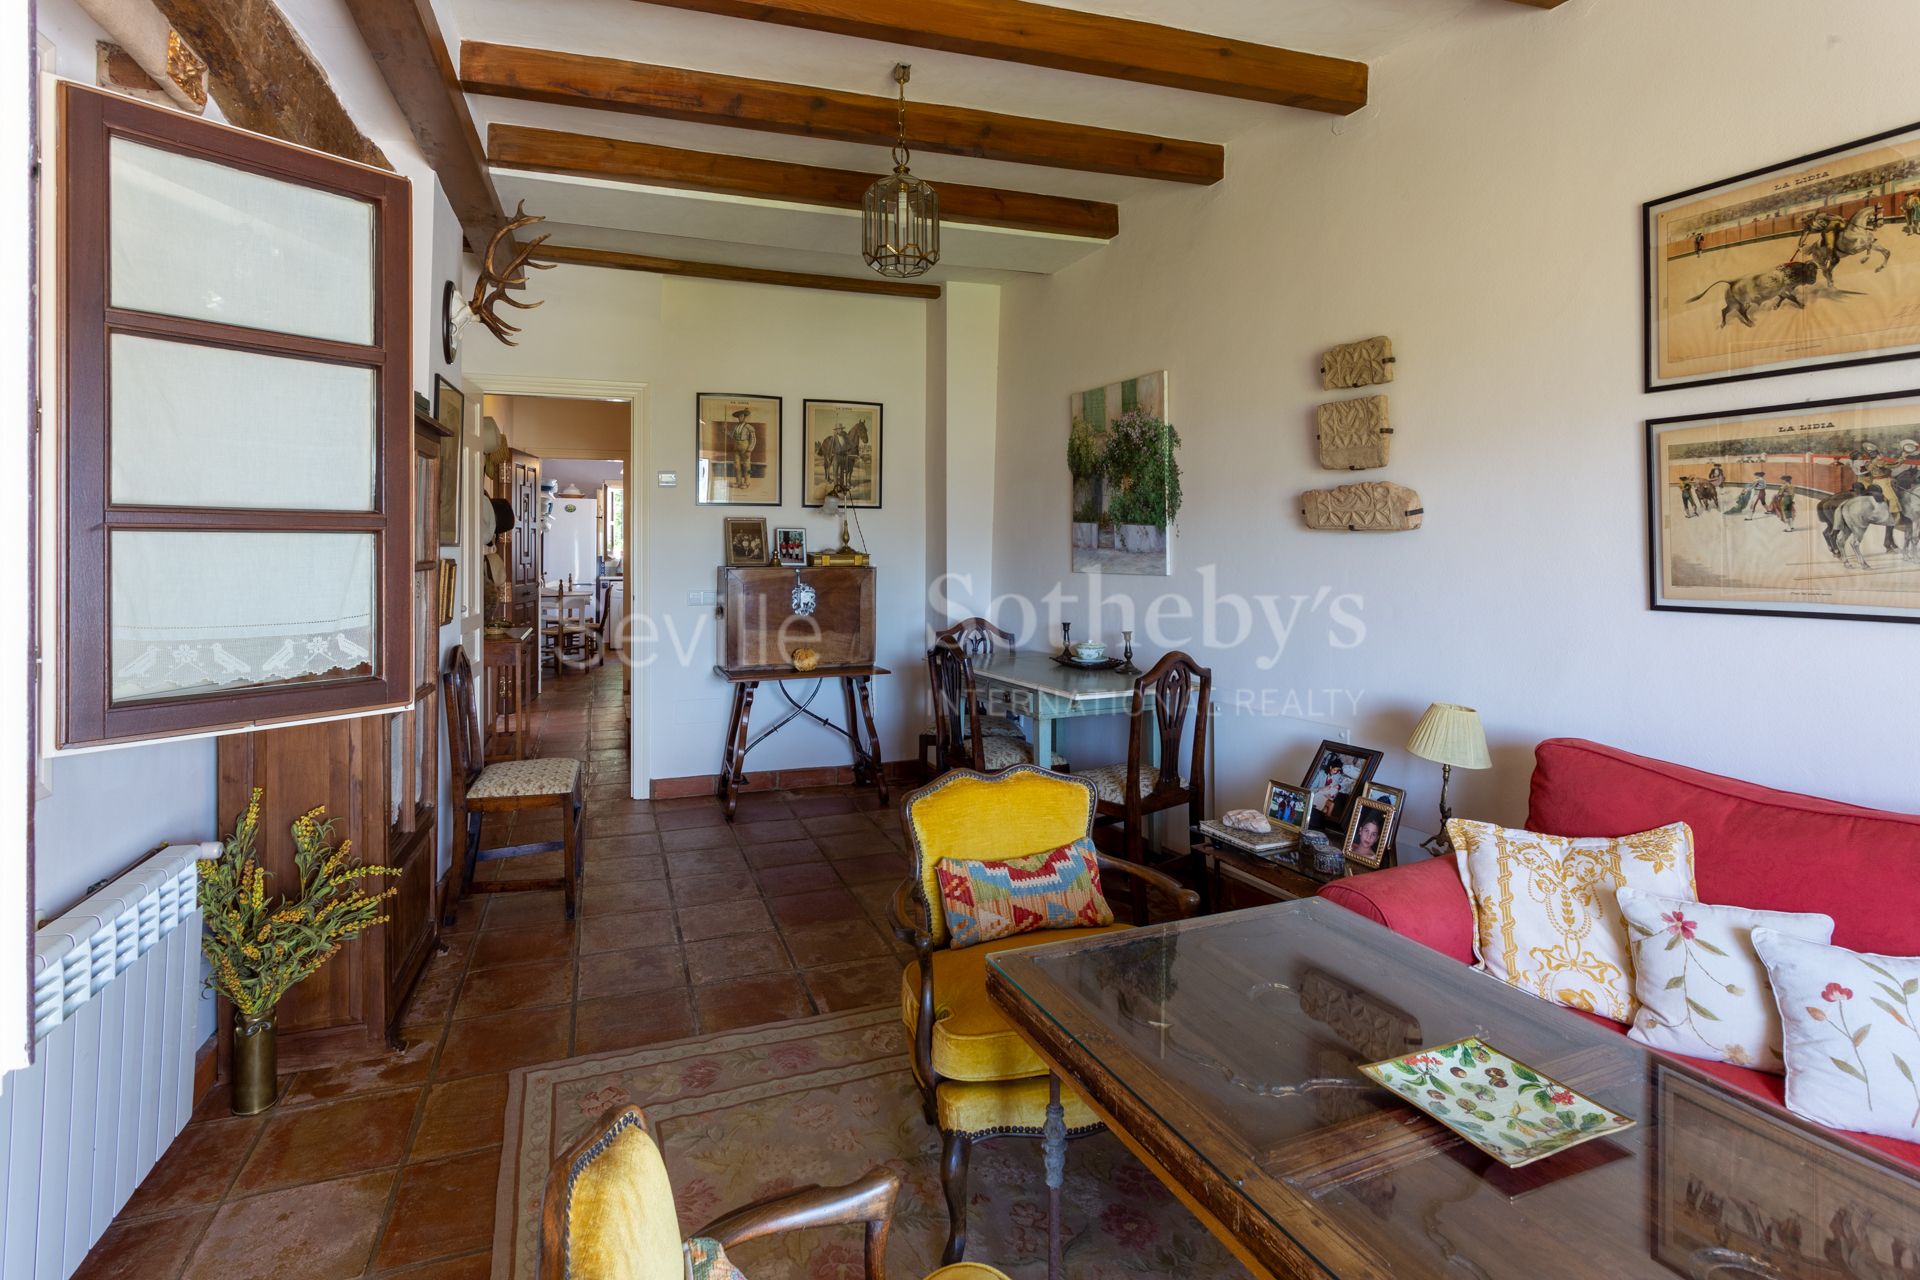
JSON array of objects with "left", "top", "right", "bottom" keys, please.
[{"left": 715, "top": 565, "right": 876, "bottom": 672}]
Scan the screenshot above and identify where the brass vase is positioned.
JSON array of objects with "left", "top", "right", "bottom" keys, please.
[{"left": 230, "top": 1011, "right": 279, "bottom": 1116}]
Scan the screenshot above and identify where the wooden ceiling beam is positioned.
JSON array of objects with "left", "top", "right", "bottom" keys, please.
[
  {"left": 535, "top": 244, "right": 941, "bottom": 298},
  {"left": 626, "top": 0, "right": 1367, "bottom": 113},
  {"left": 148, "top": 0, "right": 388, "bottom": 168},
  {"left": 459, "top": 41, "right": 1222, "bottom": 185},
  {"left": 337, "top": 0, "right": 503, "bottom": 247},
  {"left": 489, "top": 123, "right": 1119, "bottom": 239}
]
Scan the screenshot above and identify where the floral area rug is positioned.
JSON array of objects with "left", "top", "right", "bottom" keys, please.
[{"left": 493, "top": 1006, "right": 1247, "bottom": 1279}]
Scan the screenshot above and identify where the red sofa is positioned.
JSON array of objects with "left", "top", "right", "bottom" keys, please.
[{"left": 1319, "top": 737, "right": 1920, "bottom": 1169}]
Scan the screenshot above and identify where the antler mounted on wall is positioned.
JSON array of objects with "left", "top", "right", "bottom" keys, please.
[{"left": 441, "top": 201, "right": 555, "bottom": 360}]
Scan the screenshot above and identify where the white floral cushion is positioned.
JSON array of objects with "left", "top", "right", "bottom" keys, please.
[
  {"left": 1072, "top": 763, "right": 1162, "bottom": 805},
  {"left": 1753, "top": 930, "right": 1920, "bottom": 1143},
  {"left": 978, "top": 734, "right": 1067, "bottom": 772},
  {"left": 924, "top": 715, "right": 1025, "bottom": 741},
  {"left": 1618, "top": 887, "right": 1833, "bottom": 1071},
  {"left": 466, "top": 756, "right": 580, "bottom": 800},
  {"left": 1447, "top": 819, "right": 1697, "bottom": 1024}
]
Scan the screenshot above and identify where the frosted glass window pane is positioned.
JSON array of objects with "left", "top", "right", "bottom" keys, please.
[
  {"left": 110, "top": 531, "right": 376, "bottom": 703},
  {"left": 109, "top": 336, "right": 375, "bottom": 510},
  {"left": 110, "top": 137, "right": 375, "bottom": 343}
]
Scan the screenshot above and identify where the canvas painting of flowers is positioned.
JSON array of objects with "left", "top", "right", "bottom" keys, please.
[{"left": 1361, "top": 1036, "right": 1635, "bottom": 1168}]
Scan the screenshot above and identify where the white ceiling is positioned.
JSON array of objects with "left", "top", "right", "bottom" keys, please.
[{"left": 439, "top": 0, "right": 1495, "bottom": 281}]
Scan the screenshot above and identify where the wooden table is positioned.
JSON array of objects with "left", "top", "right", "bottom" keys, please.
[
  {"left": 1190, "top": 830, "right": 1344, "bottom": 911},
  {"left": 483, "top": 626, "right": 535, "bottom": 761},
  {"left": 986, "top": 898, "right": 1920, "bottom": 1279},
  {"left": 967, "top": 649, "right": 1154, "bottom": 774},
  {"left": 713, "top": 664, "right": 889, "bottom": 819}
]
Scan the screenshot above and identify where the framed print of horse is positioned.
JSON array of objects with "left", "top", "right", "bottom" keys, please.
[
  {"left": 1069, "top": 370, "right": 1177, "bottom": 576},
  {"left": 1645, "top": 120, "right": 1920, "bottom": 391},
  {"left": 1646, "top": 389, "right": 1920, "bottom": 624},
  {"left": 801, "top": 399, "right": 882, "bottom": 508},
  {"left": 696, "top": 393, "right": 781, "bottom": 506}
]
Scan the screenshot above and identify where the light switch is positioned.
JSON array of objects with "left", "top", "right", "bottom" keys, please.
[{"left": 657, "top": 471, "right": 678, "bottom": 487}]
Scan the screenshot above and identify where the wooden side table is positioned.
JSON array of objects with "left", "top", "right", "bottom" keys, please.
[
  {"left": 484, "top": 627, "right": 535, "bottom": 761},
  {"left": 713, "top": 664, "right": 890, "bottom": 819}
]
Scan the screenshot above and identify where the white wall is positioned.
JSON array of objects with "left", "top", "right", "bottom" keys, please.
[
  {"left": 994, "top": 0, "right": 1920, "bottom": 836},
  {"left": 466, "top": 265, "right": 941, "bottom": 783}
]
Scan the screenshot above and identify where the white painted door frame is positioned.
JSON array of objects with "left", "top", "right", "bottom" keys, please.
[{"left": 463, "top": 374, "right": 651, "bottom": 799}]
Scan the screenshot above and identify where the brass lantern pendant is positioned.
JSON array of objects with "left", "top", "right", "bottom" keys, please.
[{"left": 862, "top": 64, "right": 940, "bottom": 278}]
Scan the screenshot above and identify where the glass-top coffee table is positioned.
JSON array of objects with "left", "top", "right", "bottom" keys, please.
[{"left": 986, "top": 897, "right": 1920, "bottom": 1279}]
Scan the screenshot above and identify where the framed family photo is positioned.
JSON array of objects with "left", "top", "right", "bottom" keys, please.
[
  {"left": 802, "top": 399, "right": 882, "bottom": 508},
  {"left": 1646, "top": 389, "right": 1920, "bottom": 624},
  {"left": 1263, "top": 781, "right": 1311, "bottom": 835},
  {"left": 697, "top": 394, "right": 782, "bottom": 506},
  {"left": 1342, "top": 797, "right": 1398, "bottom": 870},
  {"left": 723, "top": 517, "right": 769, "bottom": 567},
  {"left": 1300, "top": 741, "right": 1384, "bottom": 838},
  {"left": 773, "top": 526, "right": 808, "bottom": 567},
  {"left": 1645, "top": 120, "right": 1920, "bottom": 392}
]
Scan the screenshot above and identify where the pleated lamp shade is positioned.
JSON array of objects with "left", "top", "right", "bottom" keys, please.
[{"left": 1406, "top": 703, "right": 1491, "bottom": 769}]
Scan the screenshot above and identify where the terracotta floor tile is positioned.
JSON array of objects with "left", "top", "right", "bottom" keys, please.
[
  {"left": 670, "top": 869, "right": 757, "bottom": 908},
  {"left": 278, "top": 1040, "right": 436, "bottom": 1107},
  {"left": 233, "top": 1089, "right": 420, "bottom": 1195},
  {"left": 781, "top": 918, "right": 894, "bottom": 968},
  {"left": 676, "top": 896, "right": 773, "bottom": 942},
  {"left": 767, "top": 887, "right": 863, "bottom": 930},
  {"left": 587, "top": 811, "right": 657, "bottom": 838},
  {"left": 804, "top": 958, "right": 905, "bottom": 1012},
  {"left": 182, "top": 1170, "right": 392, "bottom": 1280},
  {"left": 731, "top": 818, "right": 807, "bottom": 845},
  {"left": 410, "top": 1073, "right": 509, "bottom": 1163},
  {"left": 729, "top": 796, "right": 792, "bottom": 821},
  {"left": 577, "top": 944, "right": 686, "bottom": 999},
  {"left": 436, "top": 1007, "right": 570, "bottom": 1080},
  {"left": 741, "top": 838, "right": 824, "bottom": 869},
  {"left": 454, "top": 960, "right": 574, "bottom": 1019},
  {"left": 684, "top": 932, "right": 792, "bottom": 985},
  {"left": 573, "top": 991, "right": 697, "bottom": 1055},
  {"left": 654, "top": 795, "right": 720, "bottom": 811},
  {"left": 583, "top": 831, "right": 663, "bottom": 859},
  {"left": 579, "top": 908, "right": 677, "bottom": 954},
  {"left": 820, "top": 828, "right": 900, "bottom": 858},
  {"left": 754, "top": 861, "right": 845, "bottom": 897},
  {"left": 660, "top": 824, "right": 737, "bottom": 852},
  {"left": 479, "top": 890, "right": 569, "bottom": 931},
  {"left": 579, "top": 879, "right": 674, "bottom": 917},
  {"left": 369, "top": 1251, "right": 493, "bottom": 1280},
  {"left": 665, "top": 847, "right": 750, "bottom": 878},
  {"left": 582, "top": 847, "right": 665, "bottom": 880},
  {"left": 373, "top": 1149, "right": 501, "bottom": 1270},
  {"left": 122, "top": 1118, "right": 258, "bottom": 1216},
  {"left": 801, "top": 812, "right": 878, "bottom": 836},
  {"left": 73, "top": 1208, "right": 213, "bottom": 1280},
  {"left": 694, "top": 972, "right": 812, "bottom": 1033},
  {"left": 468, "top": 924, "right": 575, "bottom": 971},
  {"left": 655, "top": 806, "right": 729, "bottom": 830},
  {"left": 788, "top": 794, "right": 858, "bottom": 817},
  {"left": 831, "top": 852, "right": 908, "bottom": 885}
]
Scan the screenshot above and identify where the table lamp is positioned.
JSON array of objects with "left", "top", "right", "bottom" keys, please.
[{"left": 1406, "top": 702, "right": 1490, "bottom": 857}]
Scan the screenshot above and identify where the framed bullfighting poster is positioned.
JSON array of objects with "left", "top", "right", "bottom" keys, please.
[
  {"left": 801, "top": 399, "right": 882, "bottom": 508},
  {"left": 696, "top": 393, "right": 782, "bottom": 506},
  {"left": 1645, "top": 121, "right": 1920, "bottom": 392},
  {"left": 1646, "top": 389, "right": 1920, "bottom": 624}
]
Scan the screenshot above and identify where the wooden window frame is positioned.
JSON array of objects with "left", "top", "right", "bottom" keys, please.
[{"left": 57, "top": 84, "right": 412, "bottom": 747}]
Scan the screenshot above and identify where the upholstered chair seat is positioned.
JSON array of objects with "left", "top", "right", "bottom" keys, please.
[
  {"left": 1070, "top": 762, "right": 1161, "bottom": 805},
  {"left": 977, "top": 733, "right": 1068, "bottom": 773},
  {"left": 467, "top": 756, "right": 583, "bottom": 800}
]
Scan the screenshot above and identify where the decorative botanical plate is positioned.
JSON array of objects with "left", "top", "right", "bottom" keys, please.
[{"left": 1360, "top": 1037, "right": 1635, "bottom": 1168}]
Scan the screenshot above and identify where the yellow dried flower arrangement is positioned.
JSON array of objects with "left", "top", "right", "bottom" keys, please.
[{"left": 199, "top": 789, "right": 399, "bottom": 1022}]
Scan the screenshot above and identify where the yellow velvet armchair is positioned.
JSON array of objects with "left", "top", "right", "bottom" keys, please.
[
  {"left": 890, "top": 765, "right": 1200, "bottom": 1265},
  {"left": 541, "top": 1103, "right": 1010, "bottom": 1280}
]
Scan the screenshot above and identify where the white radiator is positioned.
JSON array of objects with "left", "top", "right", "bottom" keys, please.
[{"left": 0, "top": 841, "right": 219, "bottom": 1280}]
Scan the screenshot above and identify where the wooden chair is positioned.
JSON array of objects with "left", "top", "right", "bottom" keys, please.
[
  {"left": 919, "top": 619, "right": 1022, "bottom": 774},
  {"left": 891, "top": 766, "right": 1198, "bottom": 1264},
  {"left": 443, "top": 646, "right": 586, "bottom": 921},
  {"left": 543, "top": 594, "right": 592, "bottom": 674},
  {"left": 1073, "top": 651, "right": 1212, "bottom": 874},
  {"left": 540, "top": 1103, "right": 1011, "bottom": 1280},
  {"left": 925, "top": 644, "right": 1056, "bottom": 775}
]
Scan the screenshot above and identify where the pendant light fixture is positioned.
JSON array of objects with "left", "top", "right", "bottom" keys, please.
[{"left": 862, "top": 64, "right": 940, "bottom": 278}]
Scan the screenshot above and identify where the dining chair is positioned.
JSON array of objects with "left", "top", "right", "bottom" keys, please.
[
  {"left": 443, "top": 646, "right": 587, "bottom": 920},
  {"left": 891, "top": 766, "right": 1198, "bottom": 1264},
  {"left": 541, "top": 1103, "right": 1011, "bottom": 1280},
  {"left": 1071, "top": 651, "right": 1212, "bottom": 884},
  {"left": 544, "top": 594, "right": 592, "bottom": 674},
  {"left": 924, "top": 644, "right": 1057, "bottom": 775}
]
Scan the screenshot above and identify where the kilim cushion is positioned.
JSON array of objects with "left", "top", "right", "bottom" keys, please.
[{"left": 934, "top": 838, "right": 1113, "bottom": 949}]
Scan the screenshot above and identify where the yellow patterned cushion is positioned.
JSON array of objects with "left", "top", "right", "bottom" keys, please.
[
  {"left": 905, "top": 768, "right": 1095, "bottom": 947},
  {"left": 1071, "top": 763, "right": 1161, "bottom": 805},
  {"left": 562, "top": 1113, "right": 684, "bottom": 1280},
  {"left": 1447, "top": 819, "right": 1698, "bottom": 1024},
  {"left": 467, "top": 756, "right": 580, "bottom": 801},
  {"left": 926, "top": 1266, "right": 1016, "bottom": 1280},
  {"left": 934, "top": 1072, "right": 1103, "bottom": 1138},
  {"left": 901, "top": 925, "right": 1133, "bottom": 1081}
]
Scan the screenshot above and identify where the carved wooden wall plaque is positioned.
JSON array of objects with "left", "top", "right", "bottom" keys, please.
[
  {"left": 1320, "top": 336, "right": 1395, "bottom": 390},
  {"left": 1316, "top": 395, "right": 1391, "bottom": 470},
  {"left": 1301, "top": 481, "right": 1424, "bottom": 531}
]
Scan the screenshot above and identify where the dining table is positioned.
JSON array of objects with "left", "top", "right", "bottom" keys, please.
[{"left": 966, "top": 648, "right": 1156, "bottom": 773}]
